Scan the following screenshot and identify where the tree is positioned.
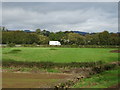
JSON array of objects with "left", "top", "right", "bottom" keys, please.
[
  {"left": 49, "top": 32, "right": 58, "bottom": 41},
  {"left": 2, "top": 30, "right": 119, "bottom": 46},
  {"left": 38, "top": 35, "right": 49, "bottom": 45},
  {"left": 109, "top": 33, "right": 119, "bottom": 45},
  {"left": 28, "top": 33, "right": 39, "bottom": 44},
  {"left": 2, "top": 31, "right": 39, "bottom": 44},
  {"left": 91, "top": 33, "right": 100, "bottom": 45},
  {"left": 99, "top": 31, "right": 110, "bottom": 45},
  {"left": 42, "top": 30, "right": 50, "bottom": 36},
  {"left": 36, "top": 28, "right": 41, "bottom": 34},
  {"left": 85, "top": 34, "right": 93, "bottom": 45},
  {"left": 49, "top": 31, "right": 65, "bottom": 41},
  {"left": 62, "top": 33, "right": 85, "bottom": 45}
]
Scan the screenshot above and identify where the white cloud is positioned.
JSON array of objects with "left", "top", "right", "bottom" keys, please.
[
  {"left": 0, "top": 2, "right": 2, "bottom": 25},
  {"left": 2, "top": 0, "right": 119, "bottom": 2},
  {"left": 2, "top": 2, "right": 118, "bottom": 32}
]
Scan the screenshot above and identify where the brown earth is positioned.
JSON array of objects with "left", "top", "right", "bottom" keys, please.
[
  {"left": 2, "top": 72, "right": 73, "bottom": 88},
  {"left": 110, "top": 50, "right": 120, "bottom": 53},
  {"left": 107, "top": 83, "right": 120, "bottom": 89},
  {"left": 2, "top": 61, "right": 119, "bottom": 88}
]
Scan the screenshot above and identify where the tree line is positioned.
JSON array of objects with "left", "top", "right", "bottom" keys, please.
[{"left": 1, "top": 28, "right": 120, "bottom": 45}]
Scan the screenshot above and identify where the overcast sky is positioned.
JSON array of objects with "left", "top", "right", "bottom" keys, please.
[{"left": 2, "top": 2, "right": 118, "bottom": 32}]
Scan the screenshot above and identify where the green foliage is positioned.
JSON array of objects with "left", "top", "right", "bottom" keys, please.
[
  {"left": 2, "top": 30, "right": 120, "bottom": 45},
  {"left": 2, "top": 31, "right": 49, "bottom": 45},
  {"left": 46, "top": 69, "right": 60, "bottom": 73},
  {"left": 73, "top": 68, "right": 119, "bottom": 88},
  {"left": 38, "top": 35, "right": 49, "bottom": 45},
  {"left": 99, "top": 31, "right": 110, "bottom": 45},
  {"left": 32, "top": 43, "right": 37, "bottom": 47},
  {"left": 41, "top": 30, "right": 50, "bottom": 36},
  {"left": 35, "top": 28, "right": 41, "bottom": 34},
  {"left": 7, "top": 43, "right": 15, "bottom": 47},
  {"left": 2, "top": 59, "right": 104, "bottom": 69},
  {"left": 92, "top": 63, "right": 117, "bottom": 73},
  {"left": 49, "top": 32, "right": 64, "bottom": 41},
  {"left": 67, "top": 33, "right": 85, "bottom": 45}
]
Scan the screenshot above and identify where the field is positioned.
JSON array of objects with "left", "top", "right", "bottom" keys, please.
[
  {"left": 73, "top": 68, "right": 120, "bottom": 88},
  {"left": 2, "top": 47, "right": 119, "bottom": 88},
  {"left": 2, "top": 47, "right": 119, "bottom": 63}
]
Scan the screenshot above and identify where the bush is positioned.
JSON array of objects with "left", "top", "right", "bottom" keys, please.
[
  {"left": 92, "top": 63, "right": 117, "bottom": 74},
  {"left": 21, "top": 44, "right": 30, "bottom": 47},
  {"left": 31, "top": 43, "right": 37, "bottom": 47},
  {"left": 7, "top": 43, "right": 15, "bottom": 47}
]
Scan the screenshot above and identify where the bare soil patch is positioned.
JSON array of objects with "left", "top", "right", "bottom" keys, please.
[
  {"left": 108, "top": 83, "right": 120, "bottom": 88},
  {"left": 2, "top": 72, "right": 73, "bottom": 88},
  {"left": 110, "top": 50, "right": 120, "bottom": 53}
]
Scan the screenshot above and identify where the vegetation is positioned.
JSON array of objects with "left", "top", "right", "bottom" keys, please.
[
  {"left": 6, "top": 43, "right": 15, "bottom": 47},
  {"left": 2, "top": 28, "right": 120, "bottom": 46},
  {"left": 73, "top": 68, "right": 119, "bottom": 88},
  {"left": 1, "top": 27, "right": 119, "bottom": 88},
  {"left": 2, "top": 48, "right": 118, "bottom": 63},
  {"left": 2, "top": 47, "right": 119, "bottom": 88}
]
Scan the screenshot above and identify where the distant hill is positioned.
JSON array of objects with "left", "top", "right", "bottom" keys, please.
[
  {"left": 72, "top": 31, "right": 89, "bottom": 35},
  {"left": 24, "top": 30, "right": 35, "bottom": 33},
  {"left": 24, "top": 30, "right": 31, "bottom": 32}
]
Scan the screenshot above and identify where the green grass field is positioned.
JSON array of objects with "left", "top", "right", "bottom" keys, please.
[
  {"left": 73, "top": 68, "right": 120, "bottom": 88},
  {"left": 2, "top": 47, "right": 118, "bottom": 63},
  {"left": 2, "top": 47, "right": 119, "bottom": 88}
]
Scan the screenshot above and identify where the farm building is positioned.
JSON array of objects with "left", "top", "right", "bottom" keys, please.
[{"left": 49, "top": 41, "right": 61, "bottom": 45}]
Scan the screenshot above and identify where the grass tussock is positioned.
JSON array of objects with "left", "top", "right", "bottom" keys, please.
[
  {"left": 50, "top": 48, "right": 57, "bottom": 50},
  {"left": 2, "top": 59, "right": 103, "bottom": 69},
  {"left": 73, "top": 68, "right": 119, "bottom": 88}
]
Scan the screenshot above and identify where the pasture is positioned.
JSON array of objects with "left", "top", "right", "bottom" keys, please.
[
  {"left": 2, "top": 47, "right": 119, "bottom": 88},
  {"left": 2, "top": 47, "right": 118, "bottom": 63},
  {"left": 73, "top": 68, "right": 120, "bottom": 88}
]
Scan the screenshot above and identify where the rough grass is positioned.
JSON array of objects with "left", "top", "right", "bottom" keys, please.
[
  {"left": 2, "top": 47, "right": 119, "bottom": 63},
  {"left": 73, "top": 68, "right": 119, "bottom": 88},
  {"left": 2, "top": 47, "right": 119, "bottom": 88}
]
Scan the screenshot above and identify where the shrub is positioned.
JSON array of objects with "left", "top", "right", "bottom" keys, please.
[
  {"left": 21, "top": 44, "right": 29, "bottom": 47},
  {"left": 92, "top": 63, "right": 117, "bottom": 74},
  {"left": 31, "top": 43, "right": 37, "bottom": 47},
  {"left": 7, "top": 43, "right": 15, "bottom": 47}
]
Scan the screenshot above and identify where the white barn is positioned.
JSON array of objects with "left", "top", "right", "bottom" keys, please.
[{"left": 49, "top": 41, "right": 61, "bottom": 45}]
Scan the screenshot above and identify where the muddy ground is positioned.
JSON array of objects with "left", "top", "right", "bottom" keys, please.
[
  {"left": 2, "top": 61, "right": 119, "bottom": 88},
  {"left": 2, "top": 72, "right": 73, "bottom": 88},
  {"left": 110, "top": 50, "right": 120, "bottom": 53}
]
